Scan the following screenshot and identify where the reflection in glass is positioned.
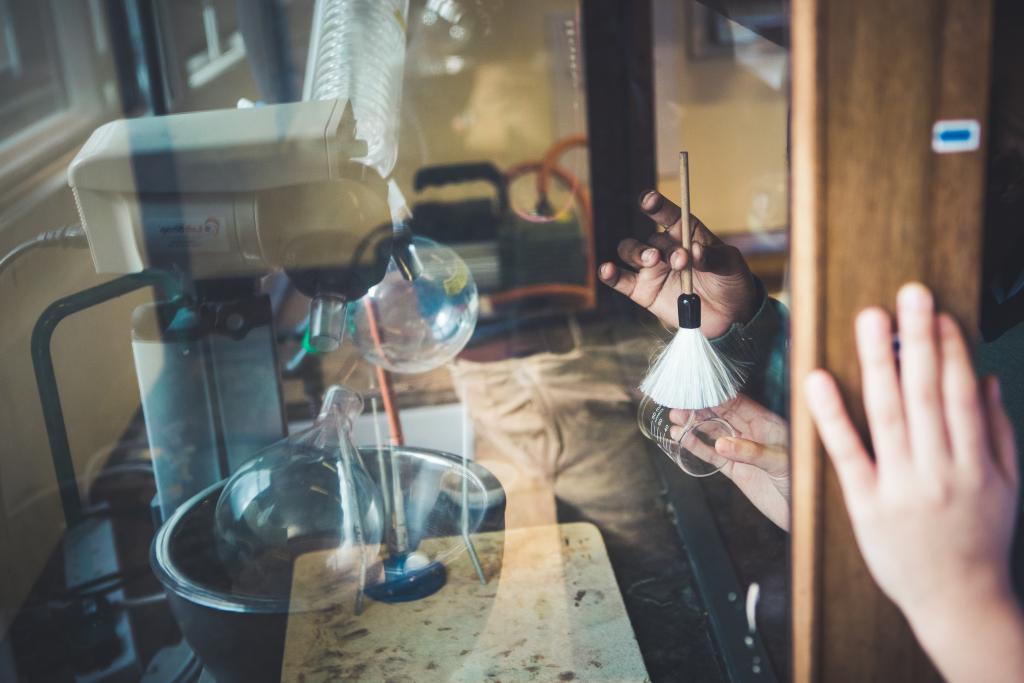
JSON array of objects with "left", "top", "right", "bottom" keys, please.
[{"left": 0, "top": 0, "right": 796, "bottom": 681}]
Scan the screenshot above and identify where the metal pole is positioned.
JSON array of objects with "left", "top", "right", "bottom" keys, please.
[
  {"left": 32, "top": 270, "right": 184, "bottom": 526},
  {"left": 460, "top": 401, "right": 486, "bottom": 584}
]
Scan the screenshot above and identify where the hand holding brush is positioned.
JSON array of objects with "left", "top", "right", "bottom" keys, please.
[
  {"left": 599, "top": 193, "right": 758, "bottom": 339},
  {"left": 632, "top": 152, "right": 745, "bottom": 409}
]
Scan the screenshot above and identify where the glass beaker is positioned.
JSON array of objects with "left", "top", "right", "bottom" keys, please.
[{"left": 637, "top": 394, "right": 736, "bottom": 477}]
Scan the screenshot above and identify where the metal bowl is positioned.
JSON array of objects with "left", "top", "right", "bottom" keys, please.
[{"left": 151, "top": 446, "right": 505, "bottom": 683}]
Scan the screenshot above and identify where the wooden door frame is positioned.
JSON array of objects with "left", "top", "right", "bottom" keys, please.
[{"left": 789, "top": 0, "right": 995, "bottom": 680}]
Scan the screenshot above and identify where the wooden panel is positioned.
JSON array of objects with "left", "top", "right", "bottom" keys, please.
[
  {"left": 790, "top": 0, "right": 994, "bottom": 681},
  {"left": 789, "top": 0, "right": 826, "bottom": 678}
]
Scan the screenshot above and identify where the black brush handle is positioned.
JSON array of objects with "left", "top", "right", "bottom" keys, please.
[{"left": 677, "top": 293, "right": 701, "bottom": 330}]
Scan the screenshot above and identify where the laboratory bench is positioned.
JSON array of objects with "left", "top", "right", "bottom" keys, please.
[
  {"left": 279, "top": 310, "right": 789, "bottom": 682},
  {"left": 5, "top": 312, "right": 786, "bottom": 683}
]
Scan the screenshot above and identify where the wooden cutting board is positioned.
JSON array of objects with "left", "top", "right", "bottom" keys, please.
[{"left": 282, "top": 522, "right": 649, "bottom": 682}]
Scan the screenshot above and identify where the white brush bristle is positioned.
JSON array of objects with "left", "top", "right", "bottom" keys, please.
[{"left": 639, "top": 327, "right": 742, "bottom": 409}]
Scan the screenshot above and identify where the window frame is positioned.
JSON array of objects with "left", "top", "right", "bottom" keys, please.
[{"left": 0, "top": 0, "right": 116, "bottom": 198}]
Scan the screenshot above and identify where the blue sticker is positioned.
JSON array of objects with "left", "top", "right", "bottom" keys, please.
[{"left": 932, "top": 120, "right": 981, "bottom": 153}]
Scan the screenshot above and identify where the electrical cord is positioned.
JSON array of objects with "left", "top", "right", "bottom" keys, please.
[
  {"left": 107, "top": 592, "right": 167, "bottom": 609},
  {"left": 0, "top": 224, "right": 89, "bottom": 281},
  {"left": 29, "top": 583, "right": 166, "bottom": 615},
  {"left": 22, "top": 563, "right": 155, "bottom": 610}
]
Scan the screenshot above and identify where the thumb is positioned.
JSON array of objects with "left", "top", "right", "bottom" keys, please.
[
  {"left": 691, "top": 241, "right": 749, "bottom": 277},
  {"left": 714, "top": 437, "right": 789, "bottom": 479}
]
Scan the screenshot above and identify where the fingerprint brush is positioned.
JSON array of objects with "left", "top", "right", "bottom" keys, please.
[{"left": 639, "top": 152, "right": 742, "bottom": 410}]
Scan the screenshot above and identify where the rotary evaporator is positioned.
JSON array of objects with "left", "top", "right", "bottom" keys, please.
[{"left": 28, "top": 1, "right": 504, "bottom": 681}]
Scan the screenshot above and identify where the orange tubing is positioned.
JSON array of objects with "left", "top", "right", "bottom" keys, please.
[
  {"left": 364, "top": 298, "right": 404, "bottom": 446},
  {"left": 536, "top": 133, "right": 588, "bottom": 198}
]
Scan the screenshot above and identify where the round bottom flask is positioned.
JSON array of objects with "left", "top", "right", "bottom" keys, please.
[
  {"left": 638, "top": 395, "right": 736, "bottom": 477},
  {"left": 347, "top": 235, "right": 478, "bottom": 373}
]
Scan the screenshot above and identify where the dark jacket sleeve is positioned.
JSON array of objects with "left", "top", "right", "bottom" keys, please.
[{"left": 711, "top": 277, "right": 790, "bottom": 419}]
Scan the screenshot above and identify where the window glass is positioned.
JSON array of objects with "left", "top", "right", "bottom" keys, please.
[
  {"left": 0, "top": 2, "right": 790, "bottom": 681},
  {"left": 0, "top": 0, "right": 67, "bottom": 141}
]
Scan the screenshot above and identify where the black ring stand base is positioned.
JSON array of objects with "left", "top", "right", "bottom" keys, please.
[{"left": 364, "top": 554, "right": 448, "bottom": 603}]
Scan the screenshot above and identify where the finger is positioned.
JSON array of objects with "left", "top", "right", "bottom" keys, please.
[
  {"left": 669, "top": 424, "right": 727, "bottom": 468},
  {"left": 691, "top": 241, "right": 705, "bottom": 268},
  {"left": 640, "top": 190, "right": 682, "bottom": 229},
  {"left": 638, "top": 191, "right": 721, "bottom": 245},
  {"left": 668, "top": 247, "right": 691, "bottom": 271},
  {"left": 856, "top": 307, "right": 910, "bottom": 468},
  {"left": 647, "top": 233, "right": 692, "bottom": 271},
  {"left": 646, "top": 232, "right": 679, "bottom": 252},
  {"left": 715, "top": 437, "right": 789, "bottom": 479},
  {"left": 617, "top": 238, "right": 664, "bottom": 270},
  {"left": 689, "top": 215, "right": 721, "bottom": 245},
  {"left": 896, "top": 283, "right": 950, "bottom": 469},
  {"left": 598, "top": 262, "right": 636, "bottom": 297},
  {"left": 668, "top": 408, "right": 694, "bottom": 427},
  {"left": 599, "top": 259, "right": 670, "bottom": 310},
  {"left": 691, "top": 242, "right": 747, "bottom": 276},
  {"left": 805, "top": 369, "right": 877, "bottom": 503},
  {"left": 937, "top": 314, "right": 987, "bottom": 471},
  {"left": 984, "top": 376, "right": 1019, "bottom": 485},
  {"left": 631, "top": 257, "right": 677, "bottom": 309}
]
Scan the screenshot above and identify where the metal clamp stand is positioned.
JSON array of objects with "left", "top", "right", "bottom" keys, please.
[
  {"left": 461, "top": 401, "right": 486, "bottom": 584},
  {"left": 31, "top": 270, "right": 186, "bottom": 526}
]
